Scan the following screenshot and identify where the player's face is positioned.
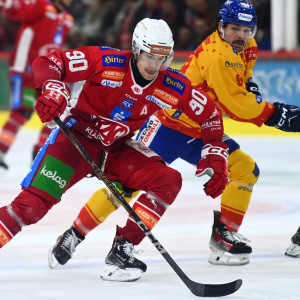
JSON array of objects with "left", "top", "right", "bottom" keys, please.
[
  {"left": 136, "top": 52, "right": 166, "bottom": 81},
  {"left": 221, "top": 23, "right": 253, "bottom": 53}
]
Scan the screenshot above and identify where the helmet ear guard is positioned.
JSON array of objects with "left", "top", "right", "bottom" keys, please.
[{"left": 132, "top": 18, "right": 174, "bottom": 68}]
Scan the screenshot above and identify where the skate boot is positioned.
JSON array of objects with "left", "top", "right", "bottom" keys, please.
[
  {"left": 285, "top": 226, "right": 300, "bottom": 257},
  {"left": 48, "top": 226, "right": 85, "bottom": 269},
  {"left": 101, "top": 226, "right": 147, "bottom": 282},
  {"left": 0, "top": 151, "right": 8, "bottom": 174},
  {"left": 208, "top": 210, "right": 252, "bottom": 266}
]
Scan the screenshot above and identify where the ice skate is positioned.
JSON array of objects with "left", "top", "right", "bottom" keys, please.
[
  {"left": 101, "top": 226, "right": 147, "bottom": 282},
  {"left": 48, "top": 226, "right": 85, "bottom": 269},
  {"left": 208, "top": 211, "right": 252, "bottom": 266},
  {"left": 285, "top": 226, "right": 300, "bottom": 257}
]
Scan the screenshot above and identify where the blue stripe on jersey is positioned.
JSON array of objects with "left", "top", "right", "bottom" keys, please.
[
  {"left": 11, "top": 74, "right": 22, "bottom": 109},
  {"left": 21, "top": 127, "right": 60, "bottom": 187}
]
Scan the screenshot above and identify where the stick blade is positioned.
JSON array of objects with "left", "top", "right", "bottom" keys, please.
[{"left": 189, "top": 279, "right": 242, "bottom": 297}]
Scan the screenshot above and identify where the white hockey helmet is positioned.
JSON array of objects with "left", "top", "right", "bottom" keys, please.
[{"left": 132, "top": 18, "right": 174, "bottom": 67}]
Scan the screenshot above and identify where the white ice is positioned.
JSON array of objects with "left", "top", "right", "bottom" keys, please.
[{"left": 0, "top": 129, "right": 300, "bottom": 300}]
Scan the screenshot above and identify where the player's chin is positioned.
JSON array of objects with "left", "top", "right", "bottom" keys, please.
[
  {"left": 144, "top": 71, "right": 157, "bottom": 80},
  {"left": 233, "top": 43, "right": 244, "bottom": 52}
]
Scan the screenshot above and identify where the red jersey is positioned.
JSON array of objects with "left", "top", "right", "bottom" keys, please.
[
  {"left": 33, "top": 46, "right": 224, "bottom": 150},
  {"left": 4, "top": 0, "right": 73, "bottom": 81}
]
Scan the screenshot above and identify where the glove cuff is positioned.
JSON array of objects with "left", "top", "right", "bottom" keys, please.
[{"left": 201, "top": 143, "right": 229, "bottom": 162}]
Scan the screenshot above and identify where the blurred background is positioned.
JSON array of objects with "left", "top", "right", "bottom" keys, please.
[{"left": 0, "top": 0, "right": 299, "bottom": 113}]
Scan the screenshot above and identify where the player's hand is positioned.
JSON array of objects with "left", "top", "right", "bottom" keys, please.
[
  {"left": 246, "top": 81, "right": 261, "bottom": 97},
  {"left": 35, "top": 80, "right": 70, "bottom": 123},
  {"left": 196, "top": 142, "right": 229, "bottom": 199},
  {"left": 264, "top": 102, "right": 300, "bottom": 132}
]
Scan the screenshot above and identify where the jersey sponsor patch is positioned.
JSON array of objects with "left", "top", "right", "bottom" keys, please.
[
  {"left": 135, "top": 206, "right": 158, "bottom": 229},
  {"left": 11, "top": 74, "right": 22, "bottom": 109},
  {"left": 0, "top": 222, "right": 13, "bottom": 247},
  {"left": 23, "top": 88, "right": 36, "bottom": 109},
  {"left": 101, "top": 79, "right": 123, "bottom": 88},
  {"left": 31, "top": 155, "right": 74, "bottom": 199},
  {"left": 45, "top": 5, "right": 58, "bottom": 19},
  {"left": 102, "top": 55, "right": 126, "bottom": 67},
  {"left": 54, "top": 32, "right": 63, "bottom": 46},
  {"left": 145, "top": 95, "right": 172, "bottom": 109},
  {"left": 225, "top": 61, "right": 244, "bottom": 69},
  {"left": 110, "top": 105, "right": 132, "bottom": 122},
  {"left": 131, "top": 84, "right": 143, "bottom": 95},
  {"left": 64, "top": 15, "right": 74, "bottom": 28},
  {"left": 137, "top": 115, "right": 161, "bottom": 146},
  {"left": 87, "top": 115, "right": 130, "bottom": 146},
  {"left": 153, "top": 88, "right": 179, "bottom": 105},
  {"left": 163, "top": 75, "right": 185, "bottom": 95},
  {"left": 102, "top": 70, "right": 126, "bottom": 80},
  {"left": 122, "top": 98, "right": 134, "bottom": 109},
  {"left": 171, "top": 110, "right": 183, "bottom": 119},
  {"left": 65, "top": 117, "right": 78, "bottom": 128},
  {"left": 244, "top": 46, "right": 258, "bottom": 62},
  {"left": 256, "top": 95, "right": 262, "bottom": 103},
  {"left": 48, "top": 55, "right": 63, "bottom": 70}
]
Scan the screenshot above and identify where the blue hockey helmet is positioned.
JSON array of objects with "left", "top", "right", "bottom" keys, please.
[{"left": 219, "top": 0, "right": 257, "bottom": 28}]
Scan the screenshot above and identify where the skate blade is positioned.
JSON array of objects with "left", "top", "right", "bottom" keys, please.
[
  {"left": 208, "top": 249, "right": 250, "bottom": 266},
  {"left": 285, "top": 243, "right": 300, "bottom": 257},
  {"left": 48, "top": 246, "right": 59, "bottom": 269},
  {"left": 100, "top": 264, "right": 142, "bottom": 282}
]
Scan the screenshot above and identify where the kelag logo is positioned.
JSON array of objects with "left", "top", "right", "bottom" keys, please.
[
  {"left": 102, "top": 55, "right": 126, "bottom": 67},
  {"left": 32, "top": 155, "right": 74, "bottom": 199},
  {"left": 163, "top": 75, "right": 185, "bottom": 95}
]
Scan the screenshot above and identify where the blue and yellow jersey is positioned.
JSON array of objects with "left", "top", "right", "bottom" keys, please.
[{"left": 157, "top": 30, "right": 275, "bottom": 138}]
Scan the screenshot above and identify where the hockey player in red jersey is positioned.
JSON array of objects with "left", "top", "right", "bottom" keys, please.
[
  {"left": 0, "top": 18, "right": 229, "bottom": 278},
  {"left": 0, "top": 0, "right": 73, "bottom": 172}
]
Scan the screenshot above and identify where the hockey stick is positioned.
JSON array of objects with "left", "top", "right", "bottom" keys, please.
[{"left": 54, "top": 117, "right": 242, "bottom": 297}]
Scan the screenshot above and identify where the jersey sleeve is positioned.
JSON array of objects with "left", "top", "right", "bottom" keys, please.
[
  {"left": 244, "top": 39, "right": 258, "bottom": 82},
  {"left": 4, "top": 0, "right": 46, "bottom": 22},
  {"left": 177, "top": 82, "right": 224, "bottom": 144},
  {"left": 205, "top": 56, "right": 274, "bottom": 126},
  {"left": 32, "top": 46, "right": 102, "bottom": 89}
]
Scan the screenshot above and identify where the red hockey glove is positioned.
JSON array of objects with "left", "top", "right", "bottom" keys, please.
[
  {"left": 35, "top": 80, "right": 70, "bottom": 123},
  {"left": 196, "top": 142, "right": 229, "bottom": 199}
]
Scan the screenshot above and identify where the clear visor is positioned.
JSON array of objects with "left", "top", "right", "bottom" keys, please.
[
  {"left": 221, "top": 22, "right": 257, "bottom": 40},
  {"left": 133, "top": 41, "right": 174, "bottom": 69}
]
